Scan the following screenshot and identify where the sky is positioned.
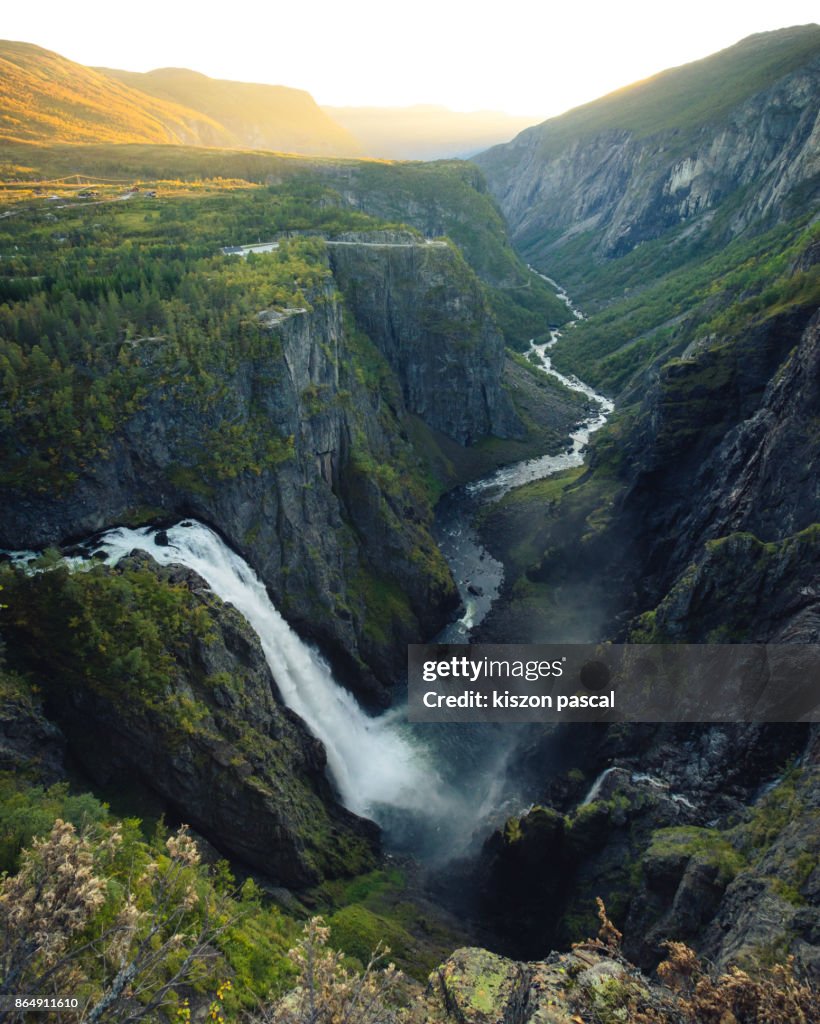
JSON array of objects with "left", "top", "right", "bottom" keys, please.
[{"left": 3, "top": 0, "right": 818, "bottom": 117}]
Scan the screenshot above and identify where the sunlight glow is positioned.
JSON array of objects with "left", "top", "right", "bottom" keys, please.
[{"left": 2, "top": 0, "right": 818, "bottom": 118}]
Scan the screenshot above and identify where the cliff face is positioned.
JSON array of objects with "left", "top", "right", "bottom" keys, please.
[
  {"left": 1, "top": 553, "right": 378, "bottom": 886},
  {"left": 458, "top": 29, "right": 820, "bottom": 981},
  {"left": 622, "top": 306, "right": 820, "bottom": 643},
  {"left": 475, "top": 27, "right": 820, "bottom": 262},
  {"left": 327, "top": 233, "right": 522, "bottom": 444},
  {"left": 0, "top": 268, "right": 470, "bottom": 699}
]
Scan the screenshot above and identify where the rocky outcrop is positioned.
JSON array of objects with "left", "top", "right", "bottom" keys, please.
[
  {"left": 475, "top": 27, "right": 820, "bottom": 262},
  {"left": 699, "top": 727, "right": 820, "bottom": 982},
  {"left": 423, "top": 944, "right": 684, "bottom": 1023},
  {"left": 327, "top": 232, "right": 522, "bottom": 444},
  {"left": 2, "top": 552, "right": 379, "bottom": 886},
  {"left": 458, "top": 720, "right": 810, "bottom": 963},
  {"left": 0, "top": 667, "right": 65, "bottom": 784}
]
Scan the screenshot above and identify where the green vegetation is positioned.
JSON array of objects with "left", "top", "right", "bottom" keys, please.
[
  {"left": 481, "top": 25, "right": 820, "bottom": 167},
  {"left": 0, "top": 810, "right": 302, "bottom": 1019},
  {"left": 0, "top": 155, "right": 567, "bottom": 495},
  {"left": 343, "top": 160, "right": 570, "bottom": 343},
  {"left": 0, "top": 773, "right": 109, "bottom": 874},
  {"left": 629, "top": 526, "right": 820, "bottom": 643},
  {"left": 549, "top": 215, "right": 820, "bottom": 393},
  {"left": 0, "top": 558, "right": 215, "bottom": 711},
  {"left": 647, "top": 826, "right": 747, "bottom": 886},
  {"left": 0, "top": 184, "right": 379, "bottom": 493}
]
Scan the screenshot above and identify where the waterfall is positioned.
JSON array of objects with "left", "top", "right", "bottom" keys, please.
[{"left": 97, "top": 522, "right": 444, "bottom": 824}]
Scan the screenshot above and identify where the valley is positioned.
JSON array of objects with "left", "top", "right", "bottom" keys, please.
[{"left": 0, "top": 20, "right": 818, "bottom": 1024}]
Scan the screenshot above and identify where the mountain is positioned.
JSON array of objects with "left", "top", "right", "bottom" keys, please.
[
  {"left": 100, "top": 65, "right": 361, "bottom": 156},
  {"left": 464, "top": 30, "right": 820, "bottom": 977},
  {"left": 0, "top": 40, "right": 234, "bottom": 146},
  {"left": 0, "top": 40, "right": 359, "bottom": 155},
  {"left": 321, "top": 104, "right": 539, "bottom": 159},
  {"left": 475, "top": 25, "right": 820, "bottom": 262}
]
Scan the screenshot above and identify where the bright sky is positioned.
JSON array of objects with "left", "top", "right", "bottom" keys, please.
[{"left": 4, "top": 1, "right": 818, "bottom": 117}]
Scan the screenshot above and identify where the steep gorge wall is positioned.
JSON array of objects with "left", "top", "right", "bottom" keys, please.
[
  {"left": 327, "top": 234, "right": 522, "bottom": 443},
  {"left": 622, "top": 304, "right": 820, "bottom": 643},
  {"left": 0, "top": 273, "right": 467, "bottom": 699},
  {"left": 475, "top": 29, "right": 820, "bottom": 263}
]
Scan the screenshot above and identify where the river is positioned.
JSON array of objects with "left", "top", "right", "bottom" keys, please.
[{"left": 434, "top": 273, "right": 613, "bottom": 642}]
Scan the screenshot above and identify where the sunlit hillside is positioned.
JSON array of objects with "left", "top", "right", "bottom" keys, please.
[
  {"left": 0, "top": 40, "right": 361, "bottom": 156},
  {"left": 0, "top": 41, "right": 232, "bottom": 146},
  {"left": 100, "top": 66, "right": 361, "bottom": 157}
]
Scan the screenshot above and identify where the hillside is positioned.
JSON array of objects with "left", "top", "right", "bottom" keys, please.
[
  {"left": 475, "top": 24, "right": 820, "bottom": 263},
  {"left": 0, "top": 40, "right": 231, "bottom": 146},
  {"left": 100, "top": 65, "right": 361, "bottom": 156},
  {"left": 0, "top": 40, "right": 360, "bottom": 155}
]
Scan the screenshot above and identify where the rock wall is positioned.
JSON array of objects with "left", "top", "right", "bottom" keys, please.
[
  {"left": 623, "top": 307, "right": 820, "bottom": 643},
  {"left": 475, "top": 29, "right": 820, "bottom": 261},
  {"left": 0, "top": 274, "right": 467, "bottom": 699},
  {"left": 327, "top": 233, "right": 522, "bottom": 444}
]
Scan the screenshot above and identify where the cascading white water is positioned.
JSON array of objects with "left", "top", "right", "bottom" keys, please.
[{"left": 97, "top": 522, "right": 446, "bottom": 823}]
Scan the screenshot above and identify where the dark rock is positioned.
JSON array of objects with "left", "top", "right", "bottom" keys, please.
[
  {"left": 8, "top": 553, "right": 379, "bottom": 887},
  {"left": 0, "top": 282, "right": 465, "bottom": 700},
  {"left": 0, "top": 674, "right": 65, "bottom": 784},
  {"left": 327, "top": 234, "right": 523, "bottom": 445}
]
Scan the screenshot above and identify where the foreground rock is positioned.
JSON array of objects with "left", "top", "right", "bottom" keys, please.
[{"left": 423, "top": 943, "right": 684, "bottom": 1024}]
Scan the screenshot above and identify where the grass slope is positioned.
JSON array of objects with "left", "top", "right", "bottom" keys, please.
[
  {"left": 0, "top": 40, "right": 360, "bottom": 156},
  {"left": 0, "top": 40, "right": 230, "bottom": 146}
]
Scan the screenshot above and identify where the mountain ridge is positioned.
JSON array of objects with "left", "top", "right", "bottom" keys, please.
[
  {"left": 97, "top": 64, "right": 361, "bottom": 156},
  {"left": 0, "top": 39, "right": 360, "bottom": 155}
]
